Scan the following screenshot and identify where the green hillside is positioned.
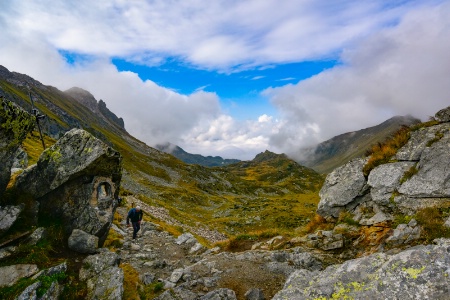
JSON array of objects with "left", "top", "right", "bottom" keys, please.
[{"left": 0, "top": 66, "right": 324, "bottom": 242}]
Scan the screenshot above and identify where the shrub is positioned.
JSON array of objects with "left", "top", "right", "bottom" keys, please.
[{"left": 416, "top": 207, "right": 450, "bottom": 243}]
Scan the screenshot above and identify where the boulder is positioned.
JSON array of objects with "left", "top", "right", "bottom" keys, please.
[
  {"left": 15, "top": 128, "right": 122, "bottom": 246},
  {"left": 245, "top": 288, "right": 265, "bottom": 300},
  {"left": 385, "top": 219, "right": 421, "bottom": 246},
  {"left": 0, "top": 97, "right": 34, "bottom": 195},
  {"left": 0, "top": 204, "right": 24, "bottom": 236},
  {"left": 367, "top": 162, "right": 416, "bottom": 206},
  {"left": 435, "top": 105, "right": 450, "bottom": 122},
  {"left": 68, "top": 229, "right": 99, "bottom": 254},
  {"left": 317, "top": 158, "right": 368, "bottom": 219},
  {"left": 79, "top": 249, "right": 123, "bottom": 300},
  {"left": 0, "top": 264, "right": 39, "bottom": 287},
  {"left": 273, "top": 243, "right": 450, "bottom": 299},
  {"left": 12, "top": 146, "right": 28, "bottom": 169},
  {"left": 200, "top": 288, "right": 237, "bottom": 300},
  {"left": 16, "top": 281, "right": 41, "bottom": 300},
  {"left": 398, "top": 125, "right": 450, "bottom": 198}
]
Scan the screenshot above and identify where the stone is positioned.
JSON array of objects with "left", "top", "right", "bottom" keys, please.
[
  {"left": 395, "top": 125, "right": 447, "bottom": 161},
  {"left": 169, "top": 268, "right": 184, "bottom": 283},
  {"left": 435, "top": 105, "right": 450, "bottom": 122},
  {"left": 39, "top": 281, "right": 62, "bottom": 300},
  {"left": 0, "top": 97, "right": 34, "bottom": 195},
  {"left": 399, "top": 126, "right": 450, "bottom": 197},
  {"left": 200, "top": 288, "right": 237, "bottom": 300},
  {"left": 86, "top": 266, "right": 124, "bottom": 300},
  {"left": 79, "top": 250, "right": 123, "bottom": 300},
  {"left": 15, "top": 128, "right": 122, "bottom": 247},
  {"left": 141, "top": 273, "right": 156, "bottom": 285},
  {"left": 176, "top": 232, "right": 196, "bottom": 245},
  {"left": 368, "top": 161, "right": 416, "bottom": 205},
  {"left": 26, "top": 227, "right": 48, "bottom": 245},
  {"left": 16, "top": 281, "right": 41, "bottom": 300},
  {"left": 0, "top": 246, "right": 17, "bottom": 259},
  {"left": 0, "top": 264, "right": 39, "bottom": 287},
  {"left": 68, "top": 229, "right": 99, "bottom": 254},
  {"left": 273, "top": 243, "right": 450, "bottom": 300},
  {"left": 189, "top": 242, "right": 205, "bottom": 254},
  {"left": 317, "top": 158, "right": 368, "bottom": 218},
  {"left": 0, "top": 204, "right": 24, "bottom": 236},
  {"left": 12, "top": 146, "right": 28, "bottom": 169},
  {"left": 245, "top": 288, "right": 265, "bottom": 300},
  {"left": 79, "top": 250, "right": 120, "bottom": 281}
]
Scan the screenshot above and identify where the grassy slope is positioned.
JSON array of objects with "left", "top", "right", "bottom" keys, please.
[{"left": 1, "top": 75, "right": 324, "bottom": 241}]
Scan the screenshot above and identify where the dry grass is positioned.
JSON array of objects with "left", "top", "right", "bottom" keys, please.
[
  {"left": 416, "top": 207, "right": 450, "bottom": 243},
  {"left": 363, "top": 126, "right": 410, "bottom": 176},
  {"left": 120, "top": 263, "right": 141, "bottom": 300}
]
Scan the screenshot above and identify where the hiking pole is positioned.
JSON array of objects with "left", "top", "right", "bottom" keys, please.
[{"left": 29, "top": 92, "right": 46, "bottom": 150}]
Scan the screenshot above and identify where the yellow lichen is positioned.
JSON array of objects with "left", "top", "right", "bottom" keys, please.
[{"left": 402, "top": 266, "right": 426, "bottom": 279}]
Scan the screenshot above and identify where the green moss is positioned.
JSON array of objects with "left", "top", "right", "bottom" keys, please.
[{"left": 0, "top": 97, "right": 35, "bottom": 150}]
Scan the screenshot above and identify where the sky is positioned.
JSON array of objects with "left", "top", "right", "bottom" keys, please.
[{"left": 0, "top": 0, "right": 449, "bottom": 161}]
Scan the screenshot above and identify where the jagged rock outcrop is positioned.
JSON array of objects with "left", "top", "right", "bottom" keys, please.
[
  {"left": 273, "top": 240, "right": 450, "bottom": 299},
  {"left": 15, "top": 128, "right": 122, "bottom": 246},
  {"left": 0, "top": 97, "right": 34, "bottom": 195},
  {"left": 317, "top": 106, "right": 450, "bottom": 223}
]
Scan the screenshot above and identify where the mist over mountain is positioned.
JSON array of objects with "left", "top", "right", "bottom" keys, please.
[{"left": 297, "top": 115, "right": 421, "bottom": 173}]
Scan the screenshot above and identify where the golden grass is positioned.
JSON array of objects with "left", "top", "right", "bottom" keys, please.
[
  {"left": 120, "top": 263, "right": 141, "bottom": 300},
  {"left": 363, "top": 126, "right": 410, "bottom": 176},
  {"left": 22, "top": 131, "right": 57, "bottom": 165}
]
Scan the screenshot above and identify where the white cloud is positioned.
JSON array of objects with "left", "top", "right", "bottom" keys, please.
[
  {"left": 0, "top": 0, "right": 427, "bottom": 71},
  {"left": 264, "top": 1, "right": 450, "bottom": 160}
]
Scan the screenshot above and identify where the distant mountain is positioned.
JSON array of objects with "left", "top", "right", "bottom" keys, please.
[
  {"left": 299, "top": 115, "right": 421, "bottom": 173},
  {"left": 222, "top": 150, "right": 324, "bottom": 194},
  {"left": 156, "top": 142, "right": 240, "bottom": 167}
]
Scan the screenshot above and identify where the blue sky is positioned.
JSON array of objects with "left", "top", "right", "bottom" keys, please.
[{"left": 1, "top": 0, "right": 449, "bottom": 160}]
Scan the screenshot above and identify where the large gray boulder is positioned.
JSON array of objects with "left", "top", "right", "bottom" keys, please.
[
  {"left": 317, "top": 158, "right": 368, "bottom": 219},
  {"left": 0, "top": 97, "right": 34, "bottom": 195},
  {"left": 435, "top": 105, "right": 450, "bottom": 122},
  {"left": 15, "top": 128, "right": 122, "bottom": 246},
  {"left": 68, "top": 229, "right": 99, "bottom": 254},
  {"left": 273, "top": 241, "right": 450, "bottom": 299}
]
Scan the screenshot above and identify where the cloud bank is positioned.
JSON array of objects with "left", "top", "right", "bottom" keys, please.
[
  {"left": 265, "top": 1, "right": 450, "bottom": 159},
  {"left": 0, "top": 1, "right": 449, "bottom": 161}
]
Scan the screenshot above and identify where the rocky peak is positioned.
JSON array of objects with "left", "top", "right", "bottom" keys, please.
[
  {"left": 64, "top": 87, "right": 99, "bottom": 113},
  {"left": 253, "top": 150, "right": 288, "bottom": 163}
]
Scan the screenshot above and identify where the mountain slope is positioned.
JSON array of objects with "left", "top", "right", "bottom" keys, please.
[
  {"left": 299, "top": 115, "right": 421, "bottom": 173},
  {"left": 0, "top": 65, "right": 323, "bottom": 239},
  {"left": 156, "top": 142, "right": 240, "bottom": 167}
]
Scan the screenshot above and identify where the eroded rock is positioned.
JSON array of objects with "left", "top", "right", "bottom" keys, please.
[
  {"left": 15, "top": 128, "right": 122, "bottom": 246},
  {"left": 273, "top": 243, "right": 450, "bottom": 300}
]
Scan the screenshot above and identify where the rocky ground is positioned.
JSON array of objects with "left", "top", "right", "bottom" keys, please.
[{"left": 114, "top": 201, "right": 325, "bottom": 299}]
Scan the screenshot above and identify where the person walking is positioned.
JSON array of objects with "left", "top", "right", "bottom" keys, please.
[{"left": 127, "top": 206, "right": 143, "bottom": 240}]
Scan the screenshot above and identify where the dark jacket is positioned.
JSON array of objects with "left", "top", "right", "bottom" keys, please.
[{"left": 127, "top": 208, "right": 143, "bottom": 224}]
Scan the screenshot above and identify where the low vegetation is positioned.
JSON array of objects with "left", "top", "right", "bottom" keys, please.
[{"left": 363, "top": 126, "right": 410, "bottom": 176}]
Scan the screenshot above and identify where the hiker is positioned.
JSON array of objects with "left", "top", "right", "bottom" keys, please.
[{"left": 127, "top": 206, "right": 143, "bottom": 239}]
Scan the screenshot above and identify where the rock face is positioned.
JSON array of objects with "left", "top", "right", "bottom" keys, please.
[
  {"left": 0, "top": 264, "right": 39, "bottom": 287},
  {"left": 68, "top": 229, "right": 99, "bottom": 254},
  {"left": 0, "top": 97, "right": 34, "bottom": 195},
  {"left": 15, "top": 128, "right": 122, "bottom": 246},
  {"left": 79, "top": 249, "right": 124, "bottom": 300},
  {"left": 0, "top": 204, "right": 24, "bottom": 236},
  {"left": 317, "top": 109, "right": 450, "bottom": 223},
  {"left": 273, "top": 241, "right": 450, "bottom": 299}
]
